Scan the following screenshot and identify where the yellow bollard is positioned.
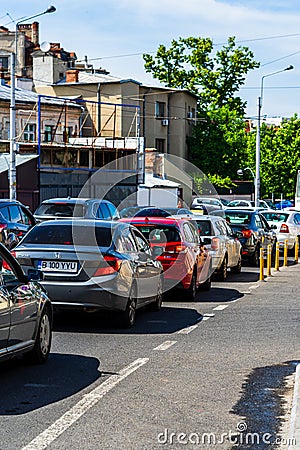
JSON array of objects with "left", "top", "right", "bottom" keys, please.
[
  {"left": 295, "top": 238, "right": 299, "bottom": 264},
  {"left": 283, "top": 239, "right": 288, "bottom": 267},
  {"left": 259, "top": 247, "right": 265, "bottom": 281},
  {"left": 267, "top": 244, "right": 272, "bottom": 277},
  {"left": 275, "top": 241, "right": 280, "bottom": 271}
]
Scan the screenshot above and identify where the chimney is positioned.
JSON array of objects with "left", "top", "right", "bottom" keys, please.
[
  {"left": 66, "top": 69, "right": 79, "bottom": 83},
  {"left": 31, "top": 22, "right": 39, "bottom": 45}
]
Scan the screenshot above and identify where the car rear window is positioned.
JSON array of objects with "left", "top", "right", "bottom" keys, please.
[
  {"left": 22, "top": 224, "right": 113, "bottom": 247},
  {"left": 35, "top": 203, "right": 86, "bottom": 217},
  {"left": 135, "top": 208, "right": 170, "bottom": 217},
  {"left": 195, "top": 220, "right": 212, "bottom": 236},
  {"left": 225, "top": 212, "right": 251, "bottom": 225},
  {"left": 262, "top": 212, "right": 289, "bottom": 222},
  {"left": 134, "top": 225, "right": 181, "bottom": 243}
]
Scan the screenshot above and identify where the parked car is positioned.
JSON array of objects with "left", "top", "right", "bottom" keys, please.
[
  {"left": 120, "top": 217, "right": 212, "bottom": 298},
  {"left": 191, "top": 197, "right": 224, "bottom": 211},
  {"left": 192, "top": 214, "right": 242, "bottom": 281},
  {"left": 13, "top": 220, "right": 163, "bottom": 328},
  {"left": 0, "top": 242, "right": 52, "bottom": 364},
  {"left": 0, "top": 199, "right": 36, "bottom": 248},
  {"left": 261, "top": 210, "right": 300, "bottom": 250},
  {"left": 210, "top": 209, "right": 277, "bottom": 266},
  {"left": 226, "top": 199, "right": 269, "bottom": 210},
  {"left": 274, "top": 199, "right": 294, "bottom": 210},
  {"left": 119, "top": 205, "right": 193, "bottom": 218},
  {"left": 34, "top": 198, "right": 119, "bottom": 222}
]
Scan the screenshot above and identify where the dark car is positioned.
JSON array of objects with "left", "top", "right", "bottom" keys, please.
[
  {"left": 119, "top": 205, "right": 193, "bottom": 218},
  {"left": 120, "top": 217, "right": 212, "bottom": 298},
  {"left": 34, "top": 198, "right": 119, "bottom": 222},
  {"left": 0, "top": 199, "right": 36, "bottom": 248},
  {"left": 14, "top": 220, "right": 163, "bottom": 328},
  {"left": 0, "top": 242, "right": 52, "bottom": 364},
  {"left": 210, "top": 209, "right": 277, "bottom": 266}
]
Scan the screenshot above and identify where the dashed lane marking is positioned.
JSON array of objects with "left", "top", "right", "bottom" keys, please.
[
  {"left": 21, "top": 358, "right": 149, "bottom": 450},
  {"left": 177, "top": 324, "right": 198, "bottom": 334},
  {"left": 153, "top": 340, "right": 177, "bottom": 351},
  {"left": 213, "top": 305, "right": 229, "bottom": 311}
]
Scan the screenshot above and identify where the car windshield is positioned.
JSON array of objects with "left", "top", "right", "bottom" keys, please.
[
  {"left": 21, "top": 224, "right": 113, "bottom": 247},
  {"left": 134, "top": 225, "right": 181, "bottom": 243},
  {"left": 195, "top": 220, "right": 212, "bottom": 235},
  {"left": 35, "top": 203, "right": 86, "bottom": 217},
  {"left": 225, "top": 212, "right": 251, "bottom": 225},
  {"left": 262, "top": 212, "right": 289, "bottom": 222}
]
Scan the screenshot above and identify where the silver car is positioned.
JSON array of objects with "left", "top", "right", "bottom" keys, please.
[
  {"left": 192, "top": 214, "right": 242, "bottom": 281},
  {"left": 14, "top": 220, "right": 163, "bottom": 328},
  {"left": 261, "top": 210, "right": 300, "bottom": 250}
]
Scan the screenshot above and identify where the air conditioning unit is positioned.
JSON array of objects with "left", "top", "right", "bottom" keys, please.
[{"left": 161, "top": 119, "right": 169, "bottom": 126}]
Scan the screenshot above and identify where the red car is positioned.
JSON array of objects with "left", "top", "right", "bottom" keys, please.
[{"left": 120, "top": 217, "right": 212, "bottom": 299}]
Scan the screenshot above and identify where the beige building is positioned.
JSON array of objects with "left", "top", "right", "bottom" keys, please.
[{"left": 34, "top": 67, "right": 197, "bottom": 161}]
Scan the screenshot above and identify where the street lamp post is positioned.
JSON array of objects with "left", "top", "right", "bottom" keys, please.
[
  {"left": 9, "top": 6, "right": 56, "bottom": 200},
  {"left": 254, "top": 65, "right": 293, "bottom": 207}
]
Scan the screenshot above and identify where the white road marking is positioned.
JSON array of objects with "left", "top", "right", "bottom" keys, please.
[
  {"left": 21, "top": 358, "right": 149, "bottom": 450},
  {"left": 213, "top": 305, "right": 229, "bottom": 311},
  {"left": 153, "top": 340, "right": 177, "bottom": 351},
  {"left": 177, "top": 324, "right": 198, "bottom": 334},
  {"left": 202, "top": 317, "right": 211, "bottom": 321},
  {"left": 249, "top": 284, "right": 260, "bottom": 290}
]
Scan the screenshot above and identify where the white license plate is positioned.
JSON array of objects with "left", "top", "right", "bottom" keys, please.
[{"left": 38, "top": 260, "right": 78, "bottom": 273}]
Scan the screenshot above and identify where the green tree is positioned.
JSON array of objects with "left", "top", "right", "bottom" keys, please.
[
  {"left": 143, "top": 37, "right": 259, "bottom": 186},
  {"left": 247, "top": 115, "right": 300, "bottom": 198}
]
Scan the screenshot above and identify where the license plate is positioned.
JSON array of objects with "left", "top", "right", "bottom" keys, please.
[{"left": 38, "top": 260, "right": 78, "bottom": 273}]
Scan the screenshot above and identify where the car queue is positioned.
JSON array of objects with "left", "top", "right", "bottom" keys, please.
[{"left": 1, "top": 195, "right": 299, "bottom": 367}]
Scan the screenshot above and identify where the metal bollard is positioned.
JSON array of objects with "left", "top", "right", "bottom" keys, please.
[
  {"left": 295, "top": 237, "right": 299, "bottom": 264},
  {"left": 283, "top": 239, "right": 288, "bottom": 267},
  {"left": 259, "top": 247, "right": 265, "bottom": 281},
  {"left": 267, "top": 244, "right": 272, "bottom": 276},
  {"left": 275, "top": 241, "right": 280, "bottom": 271}
]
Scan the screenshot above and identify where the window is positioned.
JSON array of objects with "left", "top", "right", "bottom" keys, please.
[
  {"left": 0, "top": 56, "right": 9, "bottom": 70},
  {"left": 132, "top": 230, "right": 151, "bottom": 255},
  {"left": 97, "top": 203, "right": 111, "bottom": 219},
  {"left": 24, "top": 124, "right": 36, "bottom": 141},
  {"left": 44, "top": 125, "right": 54, "bottom": 142},
  {"left": 155, "top": 101, "right": 165, "bottom": 118},
  {"left": 0, "top": 207, "right": 10, "bottom": 222},
  {"left": 155, "top": 138, "right": 165, "bottom": 153}
]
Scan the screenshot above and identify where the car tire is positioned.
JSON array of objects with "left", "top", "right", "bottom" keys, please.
[
  {"left": 217, "top": 257, "right": 228, "bottom": 281},
  {"left": 121, "top": 283, "right": 137, "bottom": 328},
  {"left": 198, "top": 276, "right": 211, "bottom": 291},
  {"left": 231, "top": 254, "right": 242, "bottom": 274},
  {"left": 149, "top": 275, "right": 163, "bottom": 311},
  {"left": 250, "top": 246, "right": 260, "bottom": 267},
  {"left": 186, "top": 270, "right": 197, "bottom": 300},
  {"left": 25, "top": 306, "right": 52, "bottom": 364}
]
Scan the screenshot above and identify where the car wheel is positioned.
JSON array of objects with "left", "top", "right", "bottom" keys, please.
[
  {"left": 186, "top": 270, "right": 197, "bottom": 300},
  {"left": 231, "top": 254, "right": 242, "bottom": 274},
  {"left": 198, "top": 276, "right": 211, "bottom": 291},
  {"left": 149, "top": 275, "right": 163, "bottom": 311},
  {"left": 217, "top": 257, "right": 228, "bottom": 281},
  {"left": 250, "top": 246, "right": 260, "bottom": 267},
  {"left": 121, "top": 283, "right": 137, "bottom": 328},
  {"left": 26, "top": 306, "right": 52, "bottom": 364}
]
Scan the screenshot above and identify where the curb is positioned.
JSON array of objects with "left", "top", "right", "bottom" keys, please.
[{"left": 288, "top": 363, "right": 300, "bottom": 449}]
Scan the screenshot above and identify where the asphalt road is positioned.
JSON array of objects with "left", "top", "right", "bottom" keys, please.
[{"left": 1, "top": 260, "right": 300, "bottom": 450}]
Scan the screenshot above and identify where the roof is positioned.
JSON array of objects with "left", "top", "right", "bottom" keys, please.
[
  {"left": 40, "top": 197, "right": 112, "bottom": 204},
  {"left": 0, "top": 84, "right": 81, "bottom": 108},
  {"left": 0, "top": 153, "right": 38, "bottom": 174},
  {"left": 139, "top": 173, "right": 180, "bottom": 188},
  {"left": 56, "top": 71, "right": 141, "bottom": 86},
  {"left": 119, "top": 217, "right": 185, "bottom": 225}
]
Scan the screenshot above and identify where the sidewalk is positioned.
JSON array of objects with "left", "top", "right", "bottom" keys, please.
[{"left": 259, "top": 263, "right": 300, "bottom": 449}]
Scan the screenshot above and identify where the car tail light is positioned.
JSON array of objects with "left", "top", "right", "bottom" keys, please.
[
  {"left": 94, "top": 255, "right": 122, "bottom": 276},
  {"left": 279, "top": 223, "right": 289, "bottom": 233},
  {"left": 2, "top": 251, "right": 15, "bottom": 270},
  {"left": 0, "top": 224, "right": 7, "bottom": 233},
  {"left": 211, "top": 237, "right": 220, "bottom": 251},
  {"left": 164, "top": 243, "right": 186, "bottom": 254},
  {"left": 241, "top": 228, "right": 252, "bottom": 239}
]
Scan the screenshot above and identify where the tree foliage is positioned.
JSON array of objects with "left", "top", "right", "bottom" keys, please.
[
  {"left": 246, "top": 115, "right": 300, "bottom": 198},
  {"left": 143, "top": 37, "right": 260, "bottom": 186}
]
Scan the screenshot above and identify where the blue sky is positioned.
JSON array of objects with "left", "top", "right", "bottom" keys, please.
[{"left": 2, "top": 0, "right": 300, "bottom": 118}]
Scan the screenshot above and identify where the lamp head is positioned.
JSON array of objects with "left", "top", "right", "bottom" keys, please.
[
  {"left": 237, "top": 169, "right": 244, "bottom": 176},
  {"left": 285, "top": 65, "right": 294, "bottom": 71},
  {"left": 46, "top": 5, "right": 56, "bottom": 13}
]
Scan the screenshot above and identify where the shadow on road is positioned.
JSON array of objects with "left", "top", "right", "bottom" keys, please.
[{"left": 0, "top": 353, "right": 102, "bottom": 415}]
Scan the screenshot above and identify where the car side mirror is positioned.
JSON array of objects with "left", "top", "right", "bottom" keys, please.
[
  {"left": 234, "top": 231, "right": 243, "bottom": 239},
  {"left": 27, "top": 269, "right": 44, "bottom": 282}
]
